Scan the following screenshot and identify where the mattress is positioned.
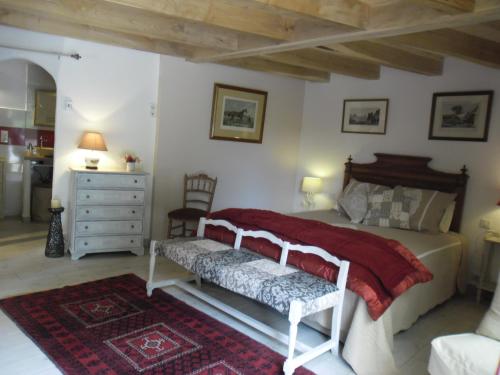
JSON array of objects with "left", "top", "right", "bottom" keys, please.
[{"left": 291, "top": 210, "right": 466, "bottom": 375}]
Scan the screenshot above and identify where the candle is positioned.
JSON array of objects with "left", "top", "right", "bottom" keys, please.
[{"left": 51, "top": 199, "right": 61, "bottom": 209}]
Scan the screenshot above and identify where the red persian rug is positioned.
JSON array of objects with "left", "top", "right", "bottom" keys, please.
[{"left": 0, "top": 274, "right": 314, "bottom": 375}]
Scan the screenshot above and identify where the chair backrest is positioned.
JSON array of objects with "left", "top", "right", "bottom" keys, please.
[{"left": 183, "top": 173, "right": 217, "bottom": 212}]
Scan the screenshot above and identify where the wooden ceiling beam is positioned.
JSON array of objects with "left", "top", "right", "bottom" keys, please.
[
  {"left": 381, "top": 28, "right": 500, "bottom": 68},
  {"left": 261, "top": 48, "right": 380, "bottom": 79},
  {"left": 367, "top": 1, "right": 490, "bottom": 29},
  {"left": 0, "top": 8, "right": 219, "bottom": 58},
  {"left": 402, "top": 0, "right": 475, "bottom": 13},
  {"left": 97, "top": 0, "right": 359, "bottom": 43},
  {"left": 192, "top": 1, "right": 500, "bottom": 62},
  {"left": 102, "top": 0, "right": 295, "bottom": 41},
  {"left": 454, "top": 20, "right": 500, "bottom": 41},
  {"left": 0, "top": 0, "right": 240, "bottom": 50},
  {"left": 326, "top": 41, "right": 444, "bottom": 75},
  {"left": 249, "top": 0, "right": 369, "bottom": 29},
  {"left": 221, "top": 57, "right": 331, "bottom": 82}
]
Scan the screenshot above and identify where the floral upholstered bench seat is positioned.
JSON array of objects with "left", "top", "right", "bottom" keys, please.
[
  {"left": 148, "top": 218, "right": 349, "bottom": 375},
  {"left": 154, "top": 237, "right": 339, "bottom": 316}
]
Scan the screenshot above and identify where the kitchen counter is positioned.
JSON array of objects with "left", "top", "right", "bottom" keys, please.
[{"left": 23, "top": 154, "right": 53, "bottom": 162}]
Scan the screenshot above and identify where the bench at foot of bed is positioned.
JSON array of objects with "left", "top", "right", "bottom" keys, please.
[{"left": 147, "top": 218, "right": 349, "bottom": 375}]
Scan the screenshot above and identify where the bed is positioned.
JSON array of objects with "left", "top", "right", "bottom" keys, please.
[
  {"left": 185, "top": 153, "right": 468, "bottom": 374},
  {"left": 292, "top": 153, "right": 469, "bottom": 375}
]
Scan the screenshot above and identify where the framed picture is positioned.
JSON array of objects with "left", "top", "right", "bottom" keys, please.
[
  {"left": 34, "top": 90, "right": 56, "bottom": 127},
  {"left": 429, "top": 91, "right": 493, "bottom": 142},
  {"left": 210, "top": 83, "right": 267, "bottom": 143},
  {"left": 341, "top": 99, "right": 389, "bottom": 134}
]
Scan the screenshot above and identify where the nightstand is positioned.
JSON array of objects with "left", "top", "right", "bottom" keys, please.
[{"left": 477, "top": 232, "right": 500, "bottom": 302}]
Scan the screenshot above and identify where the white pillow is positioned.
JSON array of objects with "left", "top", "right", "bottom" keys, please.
[
  {"left": 477, "top": 273, "right": 500, "bottom": 341},
  {"left": 439, "top": 202, "right": 456, "bottom": 233}
]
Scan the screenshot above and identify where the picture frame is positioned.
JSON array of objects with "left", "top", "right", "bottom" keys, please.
[
  {"left": 341, "top": 99, "right": 389, "bottom": 135},
  {"left": 429, "top": 91, "right": 493, "bottom": 142},
  {"left": 34, "top": 90, "right": 56, "bottom": 127},
  {"left": 210, "top": 83, "right": 268, "bottom": 143}
]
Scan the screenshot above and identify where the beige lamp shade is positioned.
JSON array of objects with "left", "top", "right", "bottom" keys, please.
[
  {"left": 78, "top": 132, "right": 108, "bottom": 151},
  {"left": 301, "top": 177, "right": 323, "bottom": 194}
]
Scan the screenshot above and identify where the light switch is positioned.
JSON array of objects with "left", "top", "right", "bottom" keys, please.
[
  {"left": 64, "top": 97, "right": 73, "bottom": 111},
  {"left": 0, "top": 129, "right": 8, "bottom": 144}
]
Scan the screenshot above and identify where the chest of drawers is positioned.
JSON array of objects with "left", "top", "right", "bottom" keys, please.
[{"left": 68, "top": 168, "right": 148, "bottom": 260}]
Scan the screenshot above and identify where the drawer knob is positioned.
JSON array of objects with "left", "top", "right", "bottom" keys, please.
[
  {"left": 86, "top": 178, "right": 91, "bottom": 182},
  {"left": 131, "top": 225, "right": 135, "bottom": 229},
  {"left": 132, "top": 210, "right": 136, "bottom": 214},
  {"left": 86, "top": 210, "right": 90, "bottom": 214},
  {"left": 84, "top": 242, "right": 88, "bottom": 246},
  {"left": 134, "top": 179, "right": 138, "bottom": 183},
  {"left": 133, "top": 195, "right": 137, "bottom": 199},
  {"left": 86, "top": 195, "right": 90, "bottom": 199},
  {"left": 130, "top": 239, "right": 134, "bottom": 244},
  {"left": 85, "top": 225, "right": 88, "bottom": 229}
]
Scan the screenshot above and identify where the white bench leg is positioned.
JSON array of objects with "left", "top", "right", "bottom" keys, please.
[
  {"left": 330, "top": 305, "right": 340, "bottom": 355},
  {"left": 284, "top": 301, "right": 302, "bottom": 375},
  {"left": 146, "top": 241, "right": 157, "bottom": 297}
]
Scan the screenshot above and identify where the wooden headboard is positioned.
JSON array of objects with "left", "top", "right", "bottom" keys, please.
[{"left": 343, "top": 153, "right": 469, "bottom": 232}]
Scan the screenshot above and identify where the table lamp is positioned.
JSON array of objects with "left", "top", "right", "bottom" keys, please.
[
  {"left": 301, "top": 176, "right": 323, "bottom": 208},
  {"left": 78, "top": 131, "right": 107, "bottom": 169}
]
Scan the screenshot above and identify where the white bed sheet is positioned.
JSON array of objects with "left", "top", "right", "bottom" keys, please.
[{"left": 291, "top": 210, "right": 466, "bottom": 375}]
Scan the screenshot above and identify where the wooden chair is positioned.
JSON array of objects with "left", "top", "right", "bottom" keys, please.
[{"left": 166, "top": 173, "right": 217, "bottom": 238}]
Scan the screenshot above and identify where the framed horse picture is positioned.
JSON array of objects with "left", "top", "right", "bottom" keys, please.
[{"left": 210, "top": 83, "right": 268, "bottom": 143}]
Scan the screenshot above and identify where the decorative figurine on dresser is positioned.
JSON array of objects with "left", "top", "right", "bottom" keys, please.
[{"left": 68, "top": 168, "right": 148, "bottom": 260}]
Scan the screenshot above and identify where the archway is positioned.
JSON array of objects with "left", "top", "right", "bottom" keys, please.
[{"left": 0, "top": 58, "right": 57, "bottom": 235}]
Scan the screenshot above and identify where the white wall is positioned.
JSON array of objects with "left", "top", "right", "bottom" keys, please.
[
  {"left": 0, "top": 26, "right": 160, "bottom": 236},
  {"left": 151, "top": 56, "right": 305, "bottom": 238},
  {"left": 295, "top": 58, "right": 500, "bottom": 280}
]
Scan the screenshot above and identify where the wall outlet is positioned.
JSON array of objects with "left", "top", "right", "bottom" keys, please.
[{"left": 479, "top": 218, "right": 491, "bottom": 230}]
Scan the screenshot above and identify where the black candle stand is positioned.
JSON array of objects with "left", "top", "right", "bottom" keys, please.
[{"left": 45, "top": 207, "right": 65, "bottom": 258}]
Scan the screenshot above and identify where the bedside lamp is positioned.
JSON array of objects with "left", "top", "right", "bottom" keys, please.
[
  {"left": 301, "top": 176, "right": 323, "bottom": 209},
  {"left": 78, "top": 131, "right": 107, "bottom": 170}
]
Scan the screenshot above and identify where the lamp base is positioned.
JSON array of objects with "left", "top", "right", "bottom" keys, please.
[
  {"left": 303, "top": 192, "right": 315, "bottom": 210},
  {"left": 84, "top": 156, "right": 100, "bottom": 170}
]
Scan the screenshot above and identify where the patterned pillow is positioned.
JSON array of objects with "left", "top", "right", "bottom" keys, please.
[
  {"left": 399, "top": 187, "right": 456, "bottom": 233},
  {"left": 363, "top": 187, "right": 412, "bottom": 229},
  {"left": 339, "top": 191, "right": 367, "bottom": 223},
  {"left": 339, "top": 178, "right": 390, "bottom": 223}
]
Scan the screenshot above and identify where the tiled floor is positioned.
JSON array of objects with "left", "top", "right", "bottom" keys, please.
[{"left": 0, "top": 220, "right": 488, "bottom": 375}]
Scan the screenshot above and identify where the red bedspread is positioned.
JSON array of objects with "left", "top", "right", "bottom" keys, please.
[{"left": 205, "top": 208, "right": 433, "bottom": 320}]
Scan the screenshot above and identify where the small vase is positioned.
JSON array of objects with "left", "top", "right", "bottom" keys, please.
[{"left": 126, "top": 162, "right": 136, "bottom": 172}]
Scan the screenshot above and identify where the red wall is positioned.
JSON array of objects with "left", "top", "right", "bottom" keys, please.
[{"left": 0, "top": 126, "right": 54, "bottom": 147}]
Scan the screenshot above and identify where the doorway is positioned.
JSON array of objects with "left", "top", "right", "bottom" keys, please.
[{"left": 0, "top": 59, "right": 57, "bottom": 240}]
